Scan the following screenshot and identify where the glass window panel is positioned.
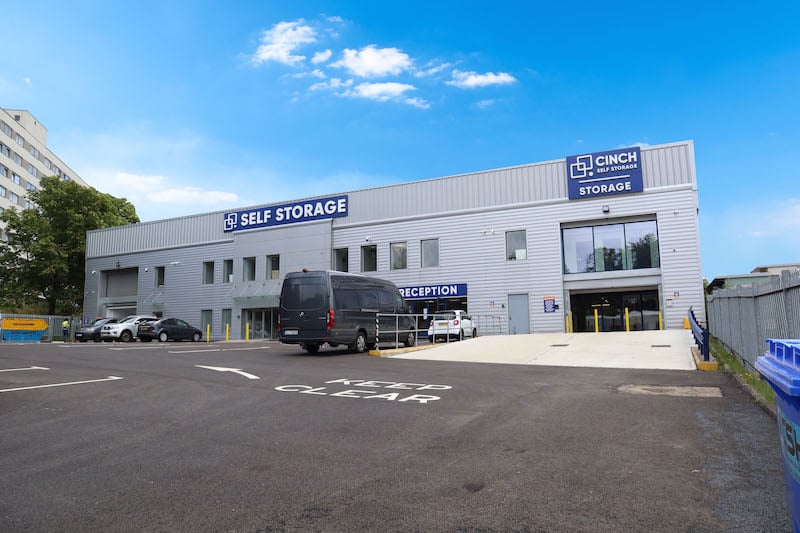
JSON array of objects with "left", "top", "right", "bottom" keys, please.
[
  {"left": 593, "top": 224, "right": 624, "bottom": 272},
  {"left": 390, "top": 242, "right": 407, "bottom": 270},
  {"left": 625, "top": 221, "right": 659, "bottom": 269},
  {"left": 267, "top": 254, "right": 280, "bottom": 279},
  {"left": 223, "top": 259, "right": 233, "bottom": 283},
  {"left": 421, "top": 238, "right": 439, "bottom": 268},
  {"left": 334, "top": 248, "right": 349, "bottom": 272},
  {"left": 243, "top": 257, "right": 256, "bottom": 281},
  {"left": 202, "top": 261, "right": 214, "bottom": 284},
  {"left": 505, "top": 230, "right": 527, "bottom": 261},
  {"left": 361, "top": 245, "right": 377, "bottom": 272},
  {"left": 562, "top": 227, "right": 594, "bottom": 273}
]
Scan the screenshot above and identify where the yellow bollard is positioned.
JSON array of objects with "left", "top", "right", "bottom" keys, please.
[
  {"left": 226, "top": 323, "right": 230, "bottom": 342},
  {"left": 658, "top": 312, "right": 663, "bottom": 330},
  {"left": 206, "top": 324, "right": 210, "bottom": 343},
  {"left": 594, "top": 309, "right": 599, "bottom": 333},
  {"left": 625, "top": 307, "right": 630, "bottom": 332},
  {"left": 246, "top": 323, "right": 250, "bottom": 342},
  {"left": 565, "top": 313, "right": 570, "bottom": 333},
  {"left": 683, "top": 317, "right": 690, "bottom": 329}
]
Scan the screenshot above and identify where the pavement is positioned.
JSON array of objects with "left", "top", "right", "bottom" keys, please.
[{"left": 385, "top": 329, "right": 699, "bottom": 370}]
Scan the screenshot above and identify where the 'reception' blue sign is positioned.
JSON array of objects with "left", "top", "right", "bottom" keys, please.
[
  {"left": 223, "top": 195, "right": 348, "bottom": 232},
  {"left": 398, "top": 283, "right": 468, "bottom": 300},
  {"left": 566, "top": 147, "right": 643, "bottom": 200}
]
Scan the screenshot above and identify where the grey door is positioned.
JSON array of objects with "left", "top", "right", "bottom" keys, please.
[{"left": 508, "top": 294, "right": 530, "bottom": 334}]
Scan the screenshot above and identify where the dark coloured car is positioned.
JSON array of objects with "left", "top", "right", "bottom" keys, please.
[
  {"left": 137, "top": 318, "right": 202, "bottom": 342},
  {"left": 74, "top": 317, "right": 119, "bottom": 342}
]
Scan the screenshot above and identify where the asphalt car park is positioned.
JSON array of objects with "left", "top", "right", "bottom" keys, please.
[{"left": 0, "top": 340, "right": 790, "bottom": 531}]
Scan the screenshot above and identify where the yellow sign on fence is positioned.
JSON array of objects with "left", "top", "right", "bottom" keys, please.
[{"left": 2, "top": 318, "right": 48, "bottom": 331}]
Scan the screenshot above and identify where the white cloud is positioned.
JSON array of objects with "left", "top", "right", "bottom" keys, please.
[
  {"left": 23, "top": 77, "right": 31, "bottom": 85},
  {"left": 343, "top": 82, "right": 429, "bottom": 108},
  {"left": 312, "top": 49, "right": 333, "bottom": 64},
  {"left": 446, "top": 69, "right": 517, "bottom": 88},
  {"left": 310, "top": 77, "right": 353, "bottom": 91},
  {"left": 475, "top": 99, "right": 497, "bottom": 109},
  {"left": 252, "top": 20, "right": 317, "bottom": 66},
  {"left": 146, "top": 187, "right": 239, "bottom": 205},
  {"left": 327, "top": 16, "right": 344, "bottom": 23},
  {"left": 414, "top": 61, "right": 453, "bottom": 78},
  {"left": 331, "top": 45, "right": 412, "bottom": 77},
  {"left": 287, "top": 69, "right": 327, "bottom": 79}
]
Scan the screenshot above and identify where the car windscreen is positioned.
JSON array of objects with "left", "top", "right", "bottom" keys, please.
[
  {"left": 281, "top": 278, "right": 328, "bottom": 310},
  {"left": 433, "top": 312, "right": 457, "bottom": 320}
]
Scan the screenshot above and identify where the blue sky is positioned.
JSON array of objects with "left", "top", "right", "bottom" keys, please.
[{"left": 2, "top": 1, "right": 799, "bottom": 281}]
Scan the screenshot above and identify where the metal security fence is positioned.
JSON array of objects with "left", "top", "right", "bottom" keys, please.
[
  {"left": 0, "top": 314, "right": 78, "bottom": 342},
  {"left": 707, "top": 269, "right": 800, "bottom": 369}
]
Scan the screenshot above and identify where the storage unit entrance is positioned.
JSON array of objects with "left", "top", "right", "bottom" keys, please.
[{"left": 570, "top": 289, "right": 660, "bottom": 332}]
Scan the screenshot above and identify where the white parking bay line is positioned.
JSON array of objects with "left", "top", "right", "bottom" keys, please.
[
  {"left": 0, "top": 366, "right": 50, "bottom": 372},
  {"left": 0, "top": 376, "right": 123, "bottom": 394},
  {"left": 168, "top": 346, "right": 270, "bottom": 354}
]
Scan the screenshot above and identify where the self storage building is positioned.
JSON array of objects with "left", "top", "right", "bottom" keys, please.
[{"left": 84, "top": 140, "right": 704, "bottom": 340}]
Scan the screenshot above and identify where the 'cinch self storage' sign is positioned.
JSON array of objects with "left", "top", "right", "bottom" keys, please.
[{"left": 566, "top": 146, "right": 643, "bottom": 200}]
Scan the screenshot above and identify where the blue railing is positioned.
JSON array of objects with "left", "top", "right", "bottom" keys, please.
[{"left": 688, "top": 307, "right": 710, "bottom": 361}]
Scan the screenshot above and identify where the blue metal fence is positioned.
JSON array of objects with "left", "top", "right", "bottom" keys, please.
[{"left": 688, "top": 307, "right": 710, "bottom": 361}]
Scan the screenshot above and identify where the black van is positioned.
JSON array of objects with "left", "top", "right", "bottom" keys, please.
[{"left": 278, "top": 270, "right": 416, "bottom": 354}]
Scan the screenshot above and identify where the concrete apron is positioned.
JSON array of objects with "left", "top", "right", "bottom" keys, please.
[{"left": 383, "top": 330, "right": 698, "bottom": 371}]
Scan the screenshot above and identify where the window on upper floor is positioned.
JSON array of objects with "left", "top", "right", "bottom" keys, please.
[
  {"left": 27, "top": 164, "right": 37, "bottom": 177},
  {"left": 334, "top": 248, "right": 348, "bottom": 272},
  {"left": 14, "top": 134, "right": 23, "bottom": 147},
  {"left": 506, "top": 230, "right": 527, "bottom": 261},
  {"left": 421, "top": 238, "right": 439, "bottom": 268},
  {"left": 44, "top": 158, "right": 51, "bottom": 169},
  {"left": 13, "top": 153, "right": 22, "bottom": 165},
  {"left": 11, "top": 173, "right": 20, "bottom": 185},
  {"left": 29, "top": 146, "right": 39, "bottom": 159},
  {"left": 202, "top": 261, "right": 214, "bottom": 284},
  {"left": 223, "top": 259, "right": 233, "bottom": 283},
  {"left": 9, "top": 192, "right": 19, "bottom": 204},
  {"left": 0, "top": 122, "right": 11, "bottom": 136},
  {"left": 390, "top": 241, "right": 407, "bottom": 270},
  {"left": 0, "top": 165, "right": 7, "bottom": 177},
  {"left": 0, "top": 143, "right": 9, "bottom": 157},
  {"left": 561, "top": 220, "right": 659, "bottom": 274},
  {"left": 267, "top": 254, "right": 280, "bottom": 279},
  {"left": 0, "top": 185, "right": 6, "bottom": 197},
  {"left": 156, "top": 266, "right": 165, "bottom": 287},
  {"left": 243, "top": 257, "right": 256, "bottom": 281},
  {"left": 361, "top": 244, "right": 377, "bottom": 272}
]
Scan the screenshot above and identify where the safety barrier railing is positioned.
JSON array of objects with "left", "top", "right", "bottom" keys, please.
[{"left": 688, "top": 307, "right": 710, "bottom": 361}]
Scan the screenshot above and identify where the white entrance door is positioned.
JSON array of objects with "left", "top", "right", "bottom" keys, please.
[{"left": 508, "top": 294, "right": 530, "bottom": 334}]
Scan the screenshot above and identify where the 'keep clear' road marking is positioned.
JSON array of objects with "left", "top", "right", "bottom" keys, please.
[
  {"left": 275, "top": 378, "right": 452, "bottom": 404},
  {"left": 0, "top": 376, "right": 123, "bottom": 394}
]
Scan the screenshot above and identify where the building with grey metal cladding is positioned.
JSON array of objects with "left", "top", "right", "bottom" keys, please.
[{"left": 84, "top": 140, "right": 703, "bottom": 341}]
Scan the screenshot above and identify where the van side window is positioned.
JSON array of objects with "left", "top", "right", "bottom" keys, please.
[
  {"left": 394, "top": 294, "right": 406, "bottom": 312},
  {"left": 377, "top": 289, "right": 394, "bottom": 310},
  {"left": 334, "top": 288, "right": 359, "bottom": 310},
  {"left": 359, "top": 290, "right": 378, "bottom": 309}
]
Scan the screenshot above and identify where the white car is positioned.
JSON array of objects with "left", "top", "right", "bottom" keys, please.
[
  {"left": 428, "top": 310, "right": 477, "bottom": 342},
  {"left": 101, "top": 315, "right": 157, "bottom": 342}
]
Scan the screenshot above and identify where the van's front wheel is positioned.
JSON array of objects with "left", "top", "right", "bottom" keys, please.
[{"left": 350, "top": 331, "right": 367, "bottom": 353}]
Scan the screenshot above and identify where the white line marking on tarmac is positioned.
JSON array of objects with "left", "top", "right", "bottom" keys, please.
[
  {"left": 0, "top": 376, "right": 123, "bottom": 393},
  {"left": 0, "top": 366, "right": 50, "bottom": 372},
  {"left": 195, "top": 365, "right": 260, "bottom": 380}
]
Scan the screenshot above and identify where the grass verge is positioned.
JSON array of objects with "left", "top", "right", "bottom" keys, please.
[{"left": 710, "top": 336, "right": 775, "bottom": 405}]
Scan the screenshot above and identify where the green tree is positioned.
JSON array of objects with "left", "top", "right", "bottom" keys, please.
[{"left": 0, "top": 176, "right": 138, "bottom": 314}]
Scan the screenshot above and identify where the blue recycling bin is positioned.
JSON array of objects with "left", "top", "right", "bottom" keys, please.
[{"left": 756, "top": 338, "right": 800, "bottom": 532}]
